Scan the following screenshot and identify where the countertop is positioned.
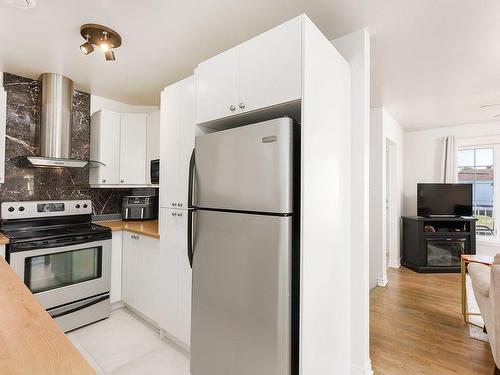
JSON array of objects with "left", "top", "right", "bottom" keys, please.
[
  {"left": 0, "top": 257, "right": 96, "bottom": 375},
  {"left": 0, "top": 233, "right": 8, "bottom": 245},
  {"left": 95, "top": 220, "right": 159, "bottom": 239}
]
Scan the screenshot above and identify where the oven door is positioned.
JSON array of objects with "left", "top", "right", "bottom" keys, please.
[{"left": 8, "top": 239, "right": 111, "bottom": 310}]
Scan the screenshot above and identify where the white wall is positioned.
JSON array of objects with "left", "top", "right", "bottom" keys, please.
[
  {"left": 403, "top": 121, "right": 500, "bottom": 215},
  {"left": 91, "top": 95, "right": 158, "bottom": 115},
  {"left": 403, "top": 120, "right": 500, "bottom": 256},
  {"left": 370, "top": 107, "right": 404, "bottom": 289},
  {"left": 332, "top": 30, "right": 372, "bottom": 375}
]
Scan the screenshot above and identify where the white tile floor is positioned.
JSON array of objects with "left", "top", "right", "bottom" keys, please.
[{"left": 66, "top": 308, "right": 191, "bottom": 375}]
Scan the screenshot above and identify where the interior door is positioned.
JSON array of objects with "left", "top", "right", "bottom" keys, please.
[
  {"left": 239, "top": 17, "right": 302, "bottom": 113},
  {"left": 195, "top": 117, "right": 294, "bottom": 213},
  {"left": 120, "top": 114, "right": 147, "bottom": 185},
  {"left": 195, "top": 48, "right": 239, "bottom": 124},
  {"left": 191, "top": 210, "right": 292, "bottom": 375}
]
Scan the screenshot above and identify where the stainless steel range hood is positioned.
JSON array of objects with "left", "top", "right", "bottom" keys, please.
[{"left": 21, "top": 73, "right": 103, "bottom": 168}]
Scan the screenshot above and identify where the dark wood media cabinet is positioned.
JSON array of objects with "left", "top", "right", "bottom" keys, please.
[{"left": 402, "top": 216, "right": 476, "bottom": 273}]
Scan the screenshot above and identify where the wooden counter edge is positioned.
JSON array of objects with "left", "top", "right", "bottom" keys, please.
[
  {"left": 0, "top": 258, "right": 96, "bottom": 375},
  {"left": 94, "top": 220, "right": 160, "bottom": 239}
]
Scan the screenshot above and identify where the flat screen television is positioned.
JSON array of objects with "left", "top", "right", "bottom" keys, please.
[{"left": 417, "top": 183, "right": 473, "bottom": 217}]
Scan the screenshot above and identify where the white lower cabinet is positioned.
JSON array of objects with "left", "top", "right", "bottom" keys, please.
[
  {"left": 121, "top": 232, "right": 160, "bottom": 323},
  {"left": 0, "top": 245, "right": 5, "bottom": 259},
  {"left": 159, "top": 208, "right": 192, "bottom": 349},
  {"left": 110, "top": 231, "right": 123, "bottom": 304}
]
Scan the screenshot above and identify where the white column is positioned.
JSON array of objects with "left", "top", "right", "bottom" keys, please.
[{"left": 332, "top": 30, "right": 373, "bottom": 375}]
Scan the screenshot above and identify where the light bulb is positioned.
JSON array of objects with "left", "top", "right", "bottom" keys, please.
[{"left": 100, "top": 42, "right": 110, "bottom": 52}]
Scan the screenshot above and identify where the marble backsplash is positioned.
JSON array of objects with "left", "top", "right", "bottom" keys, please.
[{"left": 1, "top": 73, "right": 133, "bottom": 215}]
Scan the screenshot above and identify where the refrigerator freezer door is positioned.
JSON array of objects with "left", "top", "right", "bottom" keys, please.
[
  {"left": 190, "top": 210, "right": 292, "bottom": 375},
  {"left": 195, "top": 117, "right": 293, "bottom": 213}
]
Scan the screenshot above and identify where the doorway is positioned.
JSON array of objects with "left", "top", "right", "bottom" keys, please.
[{"left": 385, "top": 139, "right": 400, "bottom": 274}]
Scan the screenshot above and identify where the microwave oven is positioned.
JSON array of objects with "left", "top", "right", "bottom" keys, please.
[{"left": 151, "top": 159, "right": 159, "bottom": 184}]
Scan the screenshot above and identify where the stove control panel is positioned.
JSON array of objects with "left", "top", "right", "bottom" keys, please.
[{"left": 1, "top": 200, "right": 92, "bottom": 220}]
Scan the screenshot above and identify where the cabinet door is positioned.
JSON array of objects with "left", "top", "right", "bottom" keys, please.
[
  {"left": 176, "top": 210, "right": 192, "bottom": 346},
  {"left": 239, "top": 17, "right": 302, "bottom": 113},
  {"left": 90, "top": 110, "right": 121, "bottom": 185},
  {"left": 159, "top": 208, "right": 181, "bottom": 338},
  {"left": 120, "top": 114, "right": 147, "bottom": 185},
  {"left": 177, "top": 77, "right": 195, "bottom": 208},
  {"left": 160, "top": 87, "right": 180, "bottom": 208},
  {"left": 195, "top": 48, "right": 239, "bottom": 124},
  {"left": 110, "top": 231, "right": 123, "bottom": 304},
  {"left": 135, "top": 234, "right": 160, "bottom": 323},
  {"left": 160, "top": 77, "right": 195, "bottom": 209},
  {"left": 121, "top": 234, "right": 137, "bottom": 309}
]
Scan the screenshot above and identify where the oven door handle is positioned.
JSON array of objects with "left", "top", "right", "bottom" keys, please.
[{"left": 48, "top": 293, "right": 110, "bottom": 319}]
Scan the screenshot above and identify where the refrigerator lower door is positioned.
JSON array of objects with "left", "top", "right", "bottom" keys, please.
[
  {"left": 191, "top": 210, "right": 292, "bottom": 375},
  {"left": 194, "top": 117, "right": 293, "bottom": 213}
]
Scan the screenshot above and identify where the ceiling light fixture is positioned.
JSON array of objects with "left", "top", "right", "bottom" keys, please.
[
  {"left": 2, "top": 0, "right": 37, "bottom": 9},
  {"left": 79, "top": 24, "right": 121, "bottom": 61}
]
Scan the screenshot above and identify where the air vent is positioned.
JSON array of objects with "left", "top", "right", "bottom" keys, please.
[{"left": 2, "top": 0, "right": 37, "bottom": 9}]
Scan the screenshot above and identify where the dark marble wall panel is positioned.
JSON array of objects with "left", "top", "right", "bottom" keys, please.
[{"left": 1, "top": 73, "right": 130, "bottom": 215}]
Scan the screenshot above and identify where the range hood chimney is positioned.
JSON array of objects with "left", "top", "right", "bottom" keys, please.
[{"left": 22, "top": 73, "right": 102, "bottom": 168}]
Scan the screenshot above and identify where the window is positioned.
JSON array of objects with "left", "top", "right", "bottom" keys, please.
[{"left": 458, "top": 147, "right": 495, "bottom": 235}]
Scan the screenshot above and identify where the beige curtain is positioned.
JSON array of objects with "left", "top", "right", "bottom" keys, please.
[{"left": 440, "top": 136, "right": 457, "bottom": 183}]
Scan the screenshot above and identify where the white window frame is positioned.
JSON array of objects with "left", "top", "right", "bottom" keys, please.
[{"left": 458, "top": 136, "right": 500, "bottom": 238}]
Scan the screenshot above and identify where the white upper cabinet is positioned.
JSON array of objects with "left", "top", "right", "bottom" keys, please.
[
  {"left": 195, "top": 16, "right": 302, "bottom": 124},
  {"left": 90, "top": 110, "right": 153, "bottom": 187},
  {"left": 120, "top": 114, "right": 147, "bottom": 185},
  {"left": 160, "top": 76, "right": 195, "bottom": 209},
  {"left": 90, "top": 110, "right": 121, "bottom": 185},
  {"left": 239, "top": 17, "right": 302, "bottom": 113},
  {"left": 195, "top": 49, "right": 239, "bottom": 124}
]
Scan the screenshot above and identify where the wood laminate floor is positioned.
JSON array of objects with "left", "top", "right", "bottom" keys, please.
[{"left": 370, "top": 267, "right": 495, "bottom": 375}]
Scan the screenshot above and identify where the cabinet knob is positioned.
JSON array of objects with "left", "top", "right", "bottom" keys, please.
[
  {"left": 173, "top": 202, "right": 177, "bottom": 206},
  {"left": 172, "top": 212, "right": 177, "bottom": 216},
  {"left": 229, "top": 105, "right": 236, "bottom": 112},
  {"left": 178, "top": 212, "right": 183, "bottom": 217},
  {"left": 239, "top": 102, "right": 246, "bottom": 109},
  {"left": 178, "top": 202, "right": 183, "bottom": 207},
  {"left": 102, "top": 179, "right": 106, "bottom": 183},
  {"left": 121, "top": 179, "right": 124, "bottom": 183}
]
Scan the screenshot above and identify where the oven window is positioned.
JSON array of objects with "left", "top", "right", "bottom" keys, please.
[{"left": 24, "top": 247, "right": 102, "bottom": 294}]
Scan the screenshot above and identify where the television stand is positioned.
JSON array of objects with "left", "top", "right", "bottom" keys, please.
[{"left": 402, "top": 216, "right": 476, "bottom": 273}]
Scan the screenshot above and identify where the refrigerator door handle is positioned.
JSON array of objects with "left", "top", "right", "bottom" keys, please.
[
  {"left": 188, "top": 148, "right": 195, "bottom": 209},
  {"left": 187, "top": 208, "right": 194, "bottom": 268},
  {"left": 187, "top": 148, "right": 196, "bottom": 268}
]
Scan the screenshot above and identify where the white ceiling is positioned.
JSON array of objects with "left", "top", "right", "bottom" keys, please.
[{"left": 1, "top": 0, "right": 500, "bottom": 130}]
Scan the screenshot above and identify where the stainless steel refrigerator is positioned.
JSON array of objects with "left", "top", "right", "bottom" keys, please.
[{"left": 189, "top": 117, "right": 297, "bottom": 375}]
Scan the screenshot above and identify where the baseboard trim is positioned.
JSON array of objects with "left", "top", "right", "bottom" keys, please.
[
  {"left": 111, "top": 301, "right": 125, "bottom": 311},
  {"left": 387, "top": 260, "right": 401, "bottom": 268},
  {"left": 352, "top": 359, "right": 374, "bottom": 375},
  {"left": 377, "top": 276, "right": 388, "bottom": 287}
]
